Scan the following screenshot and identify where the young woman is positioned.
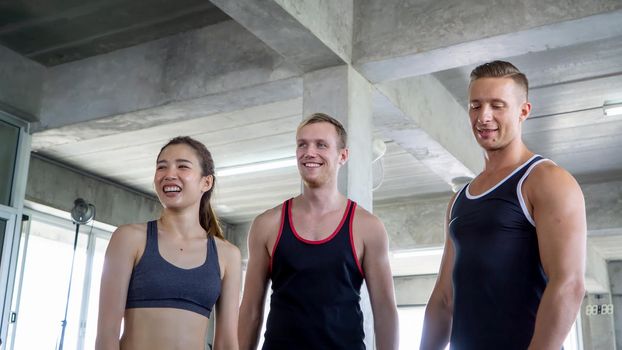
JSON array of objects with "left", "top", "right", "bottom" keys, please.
[{"left": 96, "top": 136, "right": 241, "bottom": 350}]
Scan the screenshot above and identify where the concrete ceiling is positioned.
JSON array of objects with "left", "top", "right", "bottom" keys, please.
[
  {"left": 0, "top": 0, "right": 230, "bottom": 66},
  {"left": 2, "top": 0, "right": 622, "bottom": 230}
]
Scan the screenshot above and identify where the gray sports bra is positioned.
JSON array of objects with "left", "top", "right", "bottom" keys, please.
[{"left": 125, "top": 221, "right": 221, "bottom": 317}]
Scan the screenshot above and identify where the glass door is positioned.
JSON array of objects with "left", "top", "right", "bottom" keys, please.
[
  {"left": 6, "top": 209, "right": 113, "bottom": 350},
  {"left": 0, "top": 211, "right": 17, "bottom": 349},
  {"left": 0, "top": 110, "right": 30, "bottom": 350}
]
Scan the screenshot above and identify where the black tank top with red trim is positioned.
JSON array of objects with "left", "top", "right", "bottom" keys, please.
[{"left": 263, "top": 198, "right": 365, "bottom": 350}]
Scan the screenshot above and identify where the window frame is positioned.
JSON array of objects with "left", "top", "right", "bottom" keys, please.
[{"left": 6, "top": 204, "right": 114, "bottom": 350}]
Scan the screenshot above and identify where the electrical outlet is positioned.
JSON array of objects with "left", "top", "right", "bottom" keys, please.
[{"left": 585, "top": 304, "right": 614, "bottom": 316}]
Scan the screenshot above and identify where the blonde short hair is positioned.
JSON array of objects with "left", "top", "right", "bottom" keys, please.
[{"left": 297, "top": 112, "right": 347, "bottom": 149}]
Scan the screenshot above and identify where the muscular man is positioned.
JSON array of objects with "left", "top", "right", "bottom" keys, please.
[
  {"left": 239, "top": 113, "right": 398, "bottom": 350},
  {"left": 421, "top": 61, "right": 586, "bottom": 350}
]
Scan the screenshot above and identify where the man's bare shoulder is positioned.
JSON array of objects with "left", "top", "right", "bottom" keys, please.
[
  {"left": 253, "top": 202, "right": 285, "bottom": 228},
  {"left": 352, "top": 204, "right": 386, "bottom": 237},
  {"left": 244, "top": 202, "right": 286, "bottom": 258},
  {"left": 526, "top": 160, "right": 581, "bottom": 194}
]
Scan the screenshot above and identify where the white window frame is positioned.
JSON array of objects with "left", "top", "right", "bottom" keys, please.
[
  {"left": 0, "top": 110, "right": 30, "bottom": 350},
  {"left": 6, "top": 204, "right": 114, "bottom": 350}
]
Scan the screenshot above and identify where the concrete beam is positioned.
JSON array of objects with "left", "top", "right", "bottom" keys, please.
[
  {"left": 34, "top": 20, "right": 303, "bottom": 146},
  {"left": 375, "top": 75, "right": 482, "bottom": 182},
  {"left": 0, "top": 45, "right": 45, "bottom": 120},
  {"left": 354, "top": 1, "right": 622, "bottom": 82},
  {"left": 373, "top": 113, "right": 475, "bottom": 190},
  {"left": 211, "top": 0, "right": 350, "bottom": 71},
  {"left": 33, "top": 77, "right": 302, "bottom": 150},
  {"left": 394, "top": 275, "right": 436, "bottom": 306},
  {"left": 433, "top": 35, "right": 622, "bottom": 112},
  {"left": 26, "top": 154, "right": 161, "bottom": 227}
]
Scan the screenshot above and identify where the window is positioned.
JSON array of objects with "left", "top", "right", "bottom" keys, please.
[
  {"left": 563, "top": 319, "right": 582, "bottom": 350},
  {"left": 7, "top": 209, "right": 113, "bottom": 350},
  {"left": 83, "top": 236, "right": 109, "bottom": 350},
  {"left": 398, "top": 306, "right": 448, "bottom": 349},
  {"left": 0, "top": 119, "right": 20, "bottom": 206},
  {"left": 0, "top": 110, "right": 30, "bottom": 347}
]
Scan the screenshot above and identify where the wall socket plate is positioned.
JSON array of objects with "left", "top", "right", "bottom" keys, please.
[{"left": 585, "top": 304, "right": 614, "bottom": 316}]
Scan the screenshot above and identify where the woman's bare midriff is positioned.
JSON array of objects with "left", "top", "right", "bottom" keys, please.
[{"left": 121, "top": 308, "right": 209, "bottom": 350}]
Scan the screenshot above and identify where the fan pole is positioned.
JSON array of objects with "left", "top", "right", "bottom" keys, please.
[{"left": 58, "top": 222, "right": 81, "bottom": 350}]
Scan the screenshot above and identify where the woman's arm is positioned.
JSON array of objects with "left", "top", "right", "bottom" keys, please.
[
  {"left": 213, "top": 239, "right": 242, "bottom": 350},
  {"left": 95, "top": 224, "right": 144, "bottom": 350}
]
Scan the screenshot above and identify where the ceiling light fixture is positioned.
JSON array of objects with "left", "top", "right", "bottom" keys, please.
[
  {"left": 216, "top": 157, "right": 297, "bottom": 176},
  {"left": 603, "top": 101, "right": 622, "bottom": 117}
]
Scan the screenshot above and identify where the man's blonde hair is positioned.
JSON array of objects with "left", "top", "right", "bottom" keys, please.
[{"left": 297, "top": 113, "right": 347, "bottom": 149}]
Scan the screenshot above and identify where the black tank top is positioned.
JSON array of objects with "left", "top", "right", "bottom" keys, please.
[
  {"left": 449, "top": 155, "right": 550, "bottom": 349},
  {"left": 263, "top": 198, "right": 365, "bottom": 350},
  {"left": 125, "top": 220, "right": 221, "bottom": 318}
]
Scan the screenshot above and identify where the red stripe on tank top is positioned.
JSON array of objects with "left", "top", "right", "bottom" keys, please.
[
  {"left": 349, "top": 202, "right": 364, "bottom": 277},
  {"left": 289, "top": 199, "right": 351, "bottom": 244},
  {"left": 269, "top": 199, "right": 288, "bottom": 274}
]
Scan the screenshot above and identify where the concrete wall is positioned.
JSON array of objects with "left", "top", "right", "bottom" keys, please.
[
  {"left": 26, "top": 154, "right": 161, "bottom": 226},
  {"left": 375, "top": 194, "right": 450, "bottom": 250},
  {"left": 394, "top": 274, "right": 437, "bottom": 306},
  {"left": 0, "top": 46, "right": 45, "bottom": 121},
  {"left": 227, "top": 220, "right": 252, "bottom": 260},
  {"left": 584, "top": 179, "right": 622, "bottom": 231}
]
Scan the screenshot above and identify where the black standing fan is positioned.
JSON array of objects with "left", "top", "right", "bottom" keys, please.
[{"left": 58, "top": 198, "right": 95, "bottom": 350}]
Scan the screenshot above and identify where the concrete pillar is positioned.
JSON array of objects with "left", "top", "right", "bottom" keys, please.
[
  {"left": 302, "top": 64, "right": 375, "bottom": 348},
  {"left": 303, "top": 65, "right": 373, "bottom": 210},
  {"left": 609, "top": 260, "right": 622, "bottom": 349},
  {"left": 581, "top": 293, "right": 616, "bottom": 350}
]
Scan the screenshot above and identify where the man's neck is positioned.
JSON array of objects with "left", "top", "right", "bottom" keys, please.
[
  {"left": 483, "top": 141, "right": 533, "bottom": 174},
  {"left": 298, "top": 184, "right": 346, "bottom": 214}
]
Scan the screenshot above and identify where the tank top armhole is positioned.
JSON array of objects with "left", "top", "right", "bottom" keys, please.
[
  {"left": 517, "top": 158, "right": 555, "bottom": 227},
  {"left": 348, "top": 201, "right": 365, "bottom": 278},
  {"left": 449, "top": 184, "right": 468, "bottom": 219},
  {"left": 269, "top": 199, "right": 289, "bottom": 274}
]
